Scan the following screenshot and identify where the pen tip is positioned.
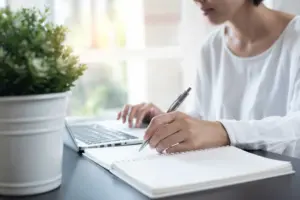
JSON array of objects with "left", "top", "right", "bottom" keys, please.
[{"left": 138, "top": 146, "right": 143, "bottom": 152}]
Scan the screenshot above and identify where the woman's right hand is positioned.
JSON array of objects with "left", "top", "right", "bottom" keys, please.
[{"left": 117, "top": 103, "right": 164, "bottom": 128}]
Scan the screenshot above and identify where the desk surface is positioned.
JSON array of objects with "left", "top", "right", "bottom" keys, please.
[{"left": 0, "top": 145, "right": 299, "bottom": 200}]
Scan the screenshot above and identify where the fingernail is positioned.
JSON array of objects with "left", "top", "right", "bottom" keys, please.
[
  {"left": 149, "top": 108, "right": 154, "bottom": 113},
  {"left": 136, "top": 121, "right": 140, "bottom": 128},
  {"left": 144, "top": 134, "right": 149, "bottom": 140},
  {"left": 156, "top": 146, "right": 163, "bottom": 153}
]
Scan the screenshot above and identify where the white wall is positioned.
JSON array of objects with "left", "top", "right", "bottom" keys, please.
[{"left": 265, "top": 0, "right": 300, "bottom": 15}]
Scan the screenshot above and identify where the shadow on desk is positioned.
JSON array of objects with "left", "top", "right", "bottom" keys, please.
[{"left": 0, "top": 146, "right": 299, "bottom": 200}]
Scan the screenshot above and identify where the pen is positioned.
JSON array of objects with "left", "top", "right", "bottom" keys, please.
[{"left": 138, "top": 87, "right": 192, "bottom": 152}]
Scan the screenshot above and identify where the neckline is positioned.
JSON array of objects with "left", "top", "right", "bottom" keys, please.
[{"left": 222, "top": 16, "right": 299, "bottom": 61}]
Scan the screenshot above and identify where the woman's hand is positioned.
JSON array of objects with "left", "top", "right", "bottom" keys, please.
[
  {"left": 117, "top": 103, "right": 164, "bottom": 128},
  {"left": 144, "top": 111, "right": 230, "bottom": 153}
]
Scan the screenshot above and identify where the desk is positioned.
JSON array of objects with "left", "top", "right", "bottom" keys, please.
[{"left": 0, "top": 145, "right": 299, "bottom": 200}]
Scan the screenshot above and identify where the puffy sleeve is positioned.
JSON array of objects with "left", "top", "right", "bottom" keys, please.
[{"left": 220, "top": 65, "right": 300, "bottom": 157}]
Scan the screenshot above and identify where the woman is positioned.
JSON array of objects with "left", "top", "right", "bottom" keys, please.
[{"left": 117, "top": 0, "right": 300, "bottom": 157}]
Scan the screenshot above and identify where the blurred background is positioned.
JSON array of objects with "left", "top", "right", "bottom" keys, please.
[
  {"left": 1, "top": 0, "right": 298, "bottom": 119},
  {"left": 4, "top": 0, "right": 185, "bottom": 119}
]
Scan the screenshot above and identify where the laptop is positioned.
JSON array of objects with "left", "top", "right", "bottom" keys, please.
[{"left": 64, "top": 117, "right": 146, "bottom": 153}]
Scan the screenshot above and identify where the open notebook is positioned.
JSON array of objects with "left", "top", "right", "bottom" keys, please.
[{"left": 84, "top": 145, "right": 294, "bottom": 199}]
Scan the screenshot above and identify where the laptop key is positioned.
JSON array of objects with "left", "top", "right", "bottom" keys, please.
[{"left": 69, "top": 125, "right": 138, "bottom": 145}]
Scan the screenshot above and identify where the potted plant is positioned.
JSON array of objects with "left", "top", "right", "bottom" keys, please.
[{"left": 0, "top": 6, "right": 86, "bottom": 196}]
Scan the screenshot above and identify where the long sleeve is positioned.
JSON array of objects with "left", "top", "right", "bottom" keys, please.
[
  {"left": 189, "top": 16, "right": 300, "bottom": 158},
  {"left": 220, "top": 69, "right": 300, "bottom": 158}
]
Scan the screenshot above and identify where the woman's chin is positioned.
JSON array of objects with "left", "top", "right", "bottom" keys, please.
[{"left": 203, "top": 14, "right": 226, "bottom": 25}]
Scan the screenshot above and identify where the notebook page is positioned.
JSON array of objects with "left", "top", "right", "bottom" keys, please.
[
  {"left": 84, "top": 145, "right": 158, "bottom": 170},
  {"left": 111, "top": 146, "right": 294, "bottom": 198}
]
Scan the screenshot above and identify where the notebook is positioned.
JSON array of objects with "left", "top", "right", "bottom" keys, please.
[{"left": 84, "top": 145, "right": 294, "bottom": 199}]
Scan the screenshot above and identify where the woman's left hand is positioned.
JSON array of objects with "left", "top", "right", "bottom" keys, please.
[{"left": 144, "top": 111, "right": 230, "bottom": 154}]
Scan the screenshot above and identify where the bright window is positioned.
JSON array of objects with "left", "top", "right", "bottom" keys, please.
[
  {"left": 0, "top": 0, "right": 5, "bottom": 7},
  {"left": 6, "top": 0, "right": 293, "bottom": 119},
  {"left": 52, "top": 0, "right": 136, "bottom": 117},
  {"left": 53, "top": 0, "right": 183, "bottom": 118},
  {"left": 6, "top": 0, "right": 185, "bottom": 119}
]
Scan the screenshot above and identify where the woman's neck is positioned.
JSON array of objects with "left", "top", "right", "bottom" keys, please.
[
  {"left": 224, "top": 4, "right": 295, "bottom": 57},
  {"left": 226, "top": 4, "right": 277, "bottom": 43}
]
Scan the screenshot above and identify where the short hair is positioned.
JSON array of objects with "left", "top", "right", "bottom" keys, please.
[{"left": 252, "top": 0, "right": 264, "bottom": 6}]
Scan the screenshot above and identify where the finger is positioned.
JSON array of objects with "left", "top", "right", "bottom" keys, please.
[
  {"left": 121, "top": 104, "right": 131, "bottom": 123},
  {"left": 149, "top": 120, "right": 181, "bottom": 148},
  {"left": 144, "top": 111, "right": 181, "bottom": 140},
  {"left": 156, "top": 130, "right": 185, "bottom": 153},
  {"left": 135, "top": 104, "right": 152, "bottom": 127},
  {"left": 165, "top": 142, "right": 190, "bottom": 154},
  {"left": 117, "top": 111, "right": 121, "bottom": 120},
  {"left": 128, "top": 105, "right": 141, "bottom": 128}
]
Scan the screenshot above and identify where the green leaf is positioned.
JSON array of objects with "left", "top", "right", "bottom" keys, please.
[{"left": 0, "top": 6, "right": 87, "bottom": 96}]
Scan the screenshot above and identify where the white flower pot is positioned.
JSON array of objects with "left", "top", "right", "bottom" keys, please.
[{"left": 0, "top": 92, "right": 69, "bottom": 196}]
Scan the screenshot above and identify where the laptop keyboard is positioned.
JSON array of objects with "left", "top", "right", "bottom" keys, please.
[{"left": 69, "top": 123, "right": 138, "bottom": 145}]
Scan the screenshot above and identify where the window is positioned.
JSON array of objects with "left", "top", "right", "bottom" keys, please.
[
  {"left": 0, "top": 0, "right": 5, "bottom": 7},
  {"left": 52, "top": 0, "right": 184, "bottom": 118},
  {"left": 7, "top": 0, "right": 296, "bottom": 119},
  {"left": 52, "top": 0, "right": 134, "bottom": 117},
  {"left": 6, "top": 0, "right": 187, "bottom": 118}
]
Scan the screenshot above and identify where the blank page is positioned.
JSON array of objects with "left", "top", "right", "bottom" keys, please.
[
  {"left": 84, "top": 145, "right": 158, "bottom": 170},
  {"left": 111, "top": 146, "right": 294, "bottom": 198}
]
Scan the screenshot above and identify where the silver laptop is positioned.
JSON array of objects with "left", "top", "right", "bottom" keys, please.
[{"left": 64, "top": 118, "right": 146, "bottom": 153}]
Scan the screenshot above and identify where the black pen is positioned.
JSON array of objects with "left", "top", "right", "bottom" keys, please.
[{"left": 138, "top": 87, "right": 192, "bottom": 152}]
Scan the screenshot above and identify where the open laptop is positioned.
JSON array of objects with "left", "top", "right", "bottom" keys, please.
[{"left": 64, "top": 118, "right": 146, "bottom": 153}]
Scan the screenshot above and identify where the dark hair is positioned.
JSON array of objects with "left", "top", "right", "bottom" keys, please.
[{"left": 252, "top": 0, "right": 264, "bottom": 6}]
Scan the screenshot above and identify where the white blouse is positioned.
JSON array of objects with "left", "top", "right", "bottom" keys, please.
[{"left": 187, "top": 16, "right": 300, "bottom": 158}]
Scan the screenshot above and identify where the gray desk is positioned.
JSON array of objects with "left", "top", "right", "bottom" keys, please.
[{"left": 0, "top": 145, "right": 299, "bottom": 200}]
